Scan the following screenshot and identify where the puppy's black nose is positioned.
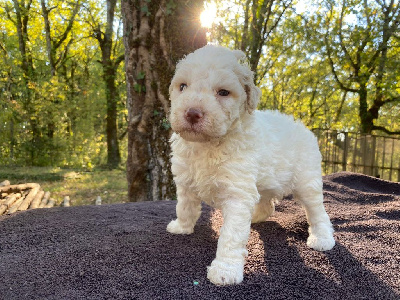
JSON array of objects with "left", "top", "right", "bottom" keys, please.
[{"left": 185, "top": 108, "right": 203, "bottom": 124}]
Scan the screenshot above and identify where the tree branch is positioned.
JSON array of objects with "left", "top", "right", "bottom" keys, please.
[
  {"left": 357, "top": 0, "right": 373, "bottom": 64},
  {"left": 334, "top": 90, "right": 348, "bottom": 123},
  {"left": 325, "top": 34, "right": 358, "bottom": 93},
  {"left": 338, "top": 0, "right": 357, "bottom": 70},
  {"left": 4, "top": 4, "right": 17, "bottom": 25},
  {"left": 240, "top": 0, "right": 252, "bottom": 52},
  {"left": 372, "top": 125, "right": 400, "bottom": 135},
  {"left": 54, "top": 0, "right": 81, "bottom": 50},
  {"left": 114, "top": 54, "right": 125, "bottom": 67},
  {"left": 56, "top": 37, "right": 74, "bottom": 67},
  {"left": 119, "top": 128, "right": 128, "bottom": 140},
  {"left": 384, "top": 95, "right": 400, "bottom": 104},
  {"left": 323, "top": 5, "right": 358, "bottom": 93},
  {"left": 0, "top": 42, "right": 7, "bottom": 56}
]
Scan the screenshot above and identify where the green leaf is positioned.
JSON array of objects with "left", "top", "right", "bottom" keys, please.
[
  {"left": 162, "top": 118, "right": 171, "bottom": 130},
  {"left": 166, "top": 0, "right": 176, "bottom": 15},
  {"left": 141, "top": 5, "right": 150, "bottom": 16}
]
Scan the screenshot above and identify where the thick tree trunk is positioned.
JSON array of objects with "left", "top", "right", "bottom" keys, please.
[
  {"left": 358, "top": 85, "right": 372, "bottom": 134},
  {"left": 122, "top": 0, "right": 206, "bottom": 201}
]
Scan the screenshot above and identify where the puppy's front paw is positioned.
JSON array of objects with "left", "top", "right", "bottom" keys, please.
[
  {"left": 307, "top": 234, "right": 335, "bottom": 251},
  {"left": 307, "top": 224, "right": 335, "bottom": 251},
  {"left": 207, "top": 259, "right": 244, "bottom": 285},
  {"left": 166, "top": 219, "right": 194, "bottom": 234}
]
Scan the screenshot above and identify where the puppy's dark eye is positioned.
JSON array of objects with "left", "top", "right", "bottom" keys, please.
[
  {"left": 180, "top": 83, "right": 187, "bottom": 92},
  {"left": 217, "top": 89, "right": 230, "bottom": 97}
]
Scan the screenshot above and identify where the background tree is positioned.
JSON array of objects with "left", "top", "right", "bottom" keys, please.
[
  {"left": 86, "top": 0, "right": 125, "bottom": 168},
  {"left": 323, "top": 0, "right": 400, "bottom": 134},
  {"left": 0, "top": 0, "right": 127, "bottom": 167},
  {"left": 258, "top": 8, "right": 352, "bottom": 130},
  {"left": 122, "top": 0, "right": 206, "bottom": 201},
  {"left": 40, "top": 0, "right": 81, "bottom": 139},
  {"left": 41, "top": 0, "right": 80, "bottom": 77},
  {"left": 212, "top": 0, "right": 293, "bottom": 83},
  {"left": 209, "top": 0, "right": 399, "bottom": 134}
]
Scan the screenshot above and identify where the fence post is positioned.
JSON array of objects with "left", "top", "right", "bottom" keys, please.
[
  {"left": 352, "top": 134, "right": 358, "bottom": 174},
  {"left": 315, "top": 129, "right": 399, "bottom": 182},
  {"left": 342, "top": 132, "right": 348, "bottom": 171},
  {"left": 371, "top": 135, "right": 376, "bottom": 176},
  {"left": 389, "top": 139, "right": 395, "bottom": 181}
]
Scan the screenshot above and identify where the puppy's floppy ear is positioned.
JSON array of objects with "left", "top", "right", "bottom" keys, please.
[
  {"left": 231, "top": 49, "right": 261, "bottom": 114},
  {"left": 232, "top": 49, "right": 246, "bottom": 61},
  {"left": 245, "top": 82, "right": 261, "bottom": 114}
]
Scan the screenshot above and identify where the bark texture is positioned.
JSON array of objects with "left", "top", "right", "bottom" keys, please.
[{"left": 122, "top": 0, "right": 206, "bottom": 201}]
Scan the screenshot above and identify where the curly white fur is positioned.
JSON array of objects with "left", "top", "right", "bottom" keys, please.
[{"left": 166, "top": 45, "right": 335, "bottom": 285}]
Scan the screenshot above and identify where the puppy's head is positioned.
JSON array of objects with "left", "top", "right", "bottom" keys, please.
[{"left": 169, "top": 45, "right": 261, "bottom": 142}]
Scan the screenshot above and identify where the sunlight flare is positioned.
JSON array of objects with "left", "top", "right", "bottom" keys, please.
[{"left": 200, "top": 2, "right": 217, "bottom": 28}]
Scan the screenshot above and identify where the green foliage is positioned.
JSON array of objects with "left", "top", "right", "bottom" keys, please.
[
  {"left": 134, "top": 71, "right": 146, "bottom": 93},
  {"left": 207, "top": 0, "right": 400, "bottom": 135},
  {"left": 166, "top": 0, "right": 176, "bottom": 15},
  {"left": 141, "top": 4, "right": 151, "bottom": 16},
  {"left": 161, "top": 117, "right": 171, "bottom": 130},
  {"left": 0, "top": 0, "right": 127, "bottom": 167}
]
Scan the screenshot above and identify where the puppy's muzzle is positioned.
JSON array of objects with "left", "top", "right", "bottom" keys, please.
[{"left": 185, "top": 108, "right": 204, "bottom": 124}]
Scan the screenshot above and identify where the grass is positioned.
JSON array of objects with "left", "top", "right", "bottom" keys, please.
[{"left": 0, "top": 166, "right": 128, "bottom": 206}]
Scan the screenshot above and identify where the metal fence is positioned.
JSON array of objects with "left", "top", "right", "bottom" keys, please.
[{"left": 313, "top": 129, "right": 400, "bottom": 182}]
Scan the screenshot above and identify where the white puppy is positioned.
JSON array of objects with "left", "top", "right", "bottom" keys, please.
[{"left": 166, "top": 45, "right": 335, "bottom": 285}]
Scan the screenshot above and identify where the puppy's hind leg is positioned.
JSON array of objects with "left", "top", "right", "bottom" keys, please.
[
  {"left": 167, "top": 186, "right": 202, "bottom": 235},
  {"left": 295, "top": 177, "right": 335, "bottom": 251},
  {"left": 251, "top": 195, "right": 275, "bottom": 224}
]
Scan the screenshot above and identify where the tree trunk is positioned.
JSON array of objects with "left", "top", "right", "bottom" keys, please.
[
  {"left": 122, "top": 0, "right": 206, "bottom": 201},
  {"left": 240, "top": 0, "right": 290, "bottom": 83},
  {"left": 40, "top": 0, "right": 80, "bottom": 140},
  {"left": 94, "top": 0, "right": 123, "bottom": 169},
  {"left": 9, "top": 0, "right": 41, "bottom": 164},
  {"left": 358, "top": 85, "right": 373, "bottom": 134},
  {"left": 104, "top": 63, "right": 121, "bottom": 168}
]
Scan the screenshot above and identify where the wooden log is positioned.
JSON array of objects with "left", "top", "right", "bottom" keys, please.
[
  {"left": 8, "top": 197, "right": 24, "bottom": 214},
  {"left": 0, "top": 193, "right": 22, "bottom": 215},
  {"left": 4, "top": 193, "right": 21, "bottom": 206},
  {"left": 0, "top": 180, "right": 10, "bottom": 187},
  {"left": 0, "top": 205, "right": 7, "bottom": 215},
  {"left": 29, "top": 190, "right": 45, "bottom": 209},
  {"left": 63, "top": 196, "right": 70, "bottom": 207},
  {"left": 45, "top": 198, "right": 55, "bottom": 208},
  {"left": 17, "top": 186, "right": 40, "bottom": 211},
  {"left": 1, "top": 193, "right": 8, "bottom": 199},
  {"left": 1, "top": 193, "right": 15, "bottom": 205},
  {"left": 39, "top": 191, "right": 51, "bottom": 208},
  {"left": 0, "top": 183, "right": 40, "bottom": 194}
]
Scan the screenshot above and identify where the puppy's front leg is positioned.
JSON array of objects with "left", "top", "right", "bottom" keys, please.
[
  {"left": 207, "top": 199, "right": 253, "bottom": 285},
  {"left": 167, "top": 186, "right": 202, "bottom": 234}
]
